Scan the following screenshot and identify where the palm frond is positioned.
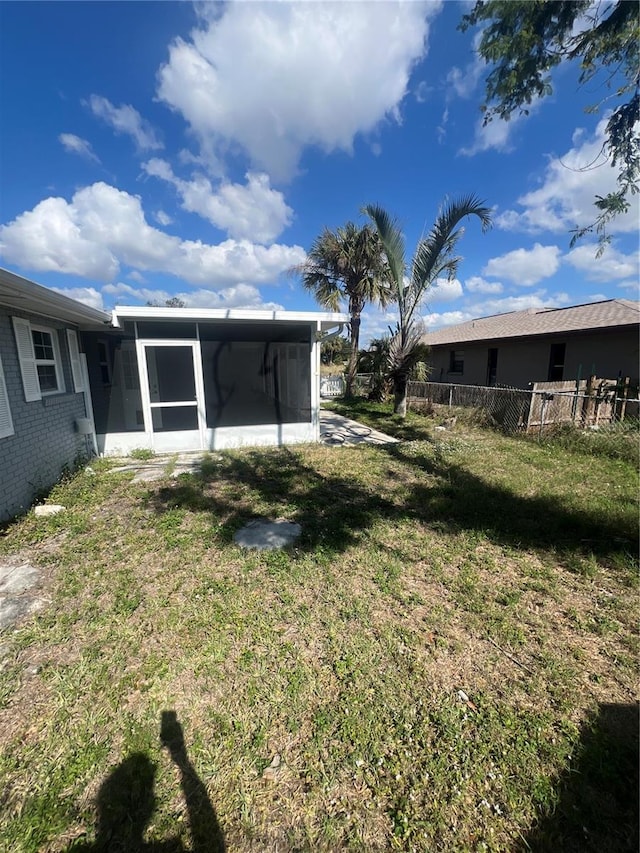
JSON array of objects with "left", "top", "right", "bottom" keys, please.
[
  {"left": 388, "top": 320, "right": 428, "bottom": 379},
  {"left": 362, "top": 204, "right": 406, "bottom": 300},
  {"left": 409, "top": 195, "right": 492, "bottom": 310}
]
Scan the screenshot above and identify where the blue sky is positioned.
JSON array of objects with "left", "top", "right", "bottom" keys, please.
[{"left": 1, "top": 1, "right": 638, "bottom": 344}]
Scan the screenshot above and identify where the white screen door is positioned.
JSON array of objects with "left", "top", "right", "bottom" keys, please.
[{"left": 142, "top": 343, "right": 204, "bottom": 451}]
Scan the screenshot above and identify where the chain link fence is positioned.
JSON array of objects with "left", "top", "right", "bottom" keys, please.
[{"left": 407, "top": 378, "right": 639, "bottom": 435}]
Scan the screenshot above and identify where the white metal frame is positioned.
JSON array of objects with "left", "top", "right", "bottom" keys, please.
[
  {"left": 30, "top": 323, "right": 65, "bottom": 395},
  {"left": 137, "top": 338, "right": 206, "bottom": 451}
]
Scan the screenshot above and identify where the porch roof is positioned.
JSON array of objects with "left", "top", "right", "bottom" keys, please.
[{"left": 111, "top": 306, "right": 348, "bottom": 332}]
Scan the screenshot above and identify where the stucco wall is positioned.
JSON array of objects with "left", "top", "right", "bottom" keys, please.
[
  {"left": 427, "top": 328, "right": 639, "bottom": 388},
  {"left": 0, "top": 307, "right": 87, "bottom": 521}
]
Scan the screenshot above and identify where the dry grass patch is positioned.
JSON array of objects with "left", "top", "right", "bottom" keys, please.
[{"left": 0, "top": 413, "right": 638, "bottom": 852}]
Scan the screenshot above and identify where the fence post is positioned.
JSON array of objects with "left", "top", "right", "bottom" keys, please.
[
  {"left": 581, "top": 375, "right": 596, "bottom": 426},
  {"left": 618, "top": 377, "right": 630, "bottom": 423},
  {"left": 448, "top": 385, "right": 453, "bottom": 409}
]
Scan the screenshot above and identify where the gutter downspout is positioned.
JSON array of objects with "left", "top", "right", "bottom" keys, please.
[{"left": 315, "top": 323, "right": 345, "bottom": 343}]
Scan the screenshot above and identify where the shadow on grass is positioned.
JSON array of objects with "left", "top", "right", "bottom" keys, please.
[
  {"left": 146, "top": 442, "right": 636, "bottom": 574},
  {"left": 387, "top": 442, "right": 637, "bottom": 573},
  {"left": 521, "top": 702, "right": 639, "bottom": 852},
  {"left": 70, "top": 712, "right": 224, "bottom": 852}
]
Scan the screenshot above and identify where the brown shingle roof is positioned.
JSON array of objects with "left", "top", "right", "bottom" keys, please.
[{"left": 424, "top": 299, "right": 640, "bottom": 346}]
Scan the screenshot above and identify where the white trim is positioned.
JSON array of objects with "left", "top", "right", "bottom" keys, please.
[
  {"left": 31, "top": 323, "right": 65, "bottom": 395},
  {"left": 80, "top": 354, "right": 98, "bottom": 456},
  {"left": 1, "top": 267, "right": 110, "bottom": 326},
  {"left": 66, "top": 329, "right": 84, "bottom": 392},
  {"left": 11, "top": 316, "right": 41, "bottom": 402},
  {"left": 112, "top": 305, "right": 348, "bottom": 330},
  {"left": 98, "top": 422, "right": 316, "bottom": 455},
  {"left": 0, "top": 355, "right": 14, "bottom": 439},
  {"left": 139, "top": 341, "right": 204, "bottom": 451}
]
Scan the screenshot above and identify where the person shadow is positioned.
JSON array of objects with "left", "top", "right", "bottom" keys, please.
[{"left": 71, "top": 711, "right": 225, "bottom": 852}]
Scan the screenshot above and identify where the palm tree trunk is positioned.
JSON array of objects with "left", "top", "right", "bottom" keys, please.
[
  {"left": 344, "top": 312, "right": 361, "bottom": 398},
  {"left": 393, "top": 373, "right": 408, "bottom": 417}
]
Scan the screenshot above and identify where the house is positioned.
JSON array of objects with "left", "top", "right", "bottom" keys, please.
[
  {"left": 424, "top": 299, "right": 640, "bottom": 389},
  {"left": 0, "top": 268, "right": 111, "bottom": 520},
  {"left": 0, "top": 268, "right": 346, "bottom": 520}
]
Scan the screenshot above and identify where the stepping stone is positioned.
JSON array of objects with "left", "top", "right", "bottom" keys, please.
[
  {"left": 34, "top": 504, "right": 65, "bottom": 517},
  {"left": 233, "top": 518, "right": 301, "bottom": 551},
  {"left": 131, "top": 468, "right": 166, "bottom": 483},
  {"left": 0, "top": 562, "right": 43, "bottom": 631}
]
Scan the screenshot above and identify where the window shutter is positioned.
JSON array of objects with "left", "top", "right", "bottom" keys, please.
[
  {"left": 11, "top": 317, "right": 41, "bottom": 402},
  {"left": 0, "top": 355, "right": 14, "bottom": 439},
  {"left": 67, "top": 329, "right": 84, "bottom": 392}
]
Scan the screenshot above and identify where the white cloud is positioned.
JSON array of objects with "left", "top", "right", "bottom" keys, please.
[
  {"left": 426, "top": 277, "right": 463, "bottom": 303},
  {"left": 423, "top": 310, "right": 475, "bottom": 328},
  {"left": 459, "top": 112, "right": 526, "bottom": 156},
  {"left": 0, "top": 182, "right": 305, "bottom": 286},
  {"left": 50, "top": 286, "right": 104, "bottom": 310},
  {"left": 414, "top": 81, "right": 432, "bottom": 103},
  {"left": 495, "top": 116, "right": 640, "bottom": 234},
  {"left": 483, "top": 243, "right": 561, "bottom": 286},
  {"left": 102, "top": 282, "right": 283, "bottom": 311},
  {"left": 436, "top": 107, "right": 448, "bottom": 144},
  {"left": 0, "top": 195, "right": 119, "bottom": 280},
  {"left": 127, "top": 270, "right": 146, "bottom": 284},
  {"left": 617, "top": 280, "right": 640, "bottom": 294},
  {"left": 564, "top": 243, "right": 639, "bottom": 282},
  {"left": 422, "top": 290, "right": 570, "bottom": 331},
  {"left": 467, "top": 291, "right": 570, "bottom": 315},
  {"left": 363, "top": 284, "right": 571, "bottom": 339},
  {"left": 446, "top": 30, "right": 484, "bottom": 99},
  {"left": 465, "top": 275, "right": 503, "bottom": 294},
  {"left": 154, "top": 210, "right": 172, "bottom": 226},
  {"left": 359, "top": 307, "right": 399, "bottom": 347},
  {"left": 88, "top": 95, "right": 163, "bottom": 151},
  {"left": 143, "top": 159, "right": 292, "bottom": 243},
  {"left": 59, "top": 133, "right": 100, "bottom": 163},
  {"left": 156, "top": 2, "right": 440, "bottom": 181}
]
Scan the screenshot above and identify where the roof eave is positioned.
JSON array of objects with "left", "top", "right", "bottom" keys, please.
[
  {"left": 0, "top": 267, "right": 111, "bottom": 327},
  {"left": 111, "top": 305, "right": 349, "bottom": 331}
]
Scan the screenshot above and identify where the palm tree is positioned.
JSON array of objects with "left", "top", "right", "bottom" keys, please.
[
  {"left": 290, "top": 222, "right": 392, "bottom": 397},
  {"left": 358, "top": 336, "right": 392, "bottom": 402},
  {"left": 364, "top": 195, "right": 492, "bottom": 417}
]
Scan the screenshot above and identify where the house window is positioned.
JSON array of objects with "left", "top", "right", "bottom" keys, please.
[
  {"left": 97, "top": 340, "right": 112, "bottom": 385},
  {"left": 548, "top": 343, "right": 566, "bottom": 381},
  {"left": 12, "top": 317, "right": 66, "bottom": 402},
  {"left": 449, "top": 350, "right": 464, "bottom": 374},
  {"left": 31, "top": 326, "right": 64, "bottom": 394}
]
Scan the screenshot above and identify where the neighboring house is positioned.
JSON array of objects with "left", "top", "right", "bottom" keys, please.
[
  {"left": 0, "top": 268, "right": 111, "bottom": 520},
  {"left": 0, "top": 268, "right": 346, "bottom": 520},
  {"left": 424, "top": 300, "right": 640, "bottom": 389}
]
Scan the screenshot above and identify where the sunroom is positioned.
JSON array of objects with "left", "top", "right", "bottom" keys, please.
[{"left": 82, "top": 307, "right": 346, "bottom": 455}]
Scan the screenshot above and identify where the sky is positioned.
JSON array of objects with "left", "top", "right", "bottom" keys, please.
[{"left": 0, "top": 0, "right": 638, "bottom": 345}]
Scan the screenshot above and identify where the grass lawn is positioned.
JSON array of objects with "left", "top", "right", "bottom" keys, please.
[{"left": 0, "top": 400, "right": 638, "bottom": 852}]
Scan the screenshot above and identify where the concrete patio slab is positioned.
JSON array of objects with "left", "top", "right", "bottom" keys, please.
[{"left": 320, "top": 410, "right": 398, "bottom": 446}]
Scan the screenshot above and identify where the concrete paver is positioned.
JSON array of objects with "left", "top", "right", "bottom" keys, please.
[{"left": 319, "top": 410, "right": 398, "bottom": 446}]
